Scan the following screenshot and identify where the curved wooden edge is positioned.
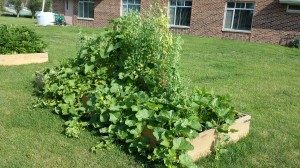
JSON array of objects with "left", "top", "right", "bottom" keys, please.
[{"left": 0, "top": 52, "right": 48, "bottom": 66}]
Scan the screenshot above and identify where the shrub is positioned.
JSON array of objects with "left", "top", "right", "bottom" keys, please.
[
  {"left": 0, "top": 24, "right": 46, "bottom": 54},
  {"left": 36, "top": 9, "right": 237, "bottom": 167},
  {"left": 292, "top": 37, "right": 300, "bottom": 48},
  {"left": 28, "top": 0, "right": 42, "bottom": 19}
]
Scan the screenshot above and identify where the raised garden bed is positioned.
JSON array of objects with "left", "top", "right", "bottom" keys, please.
[
  {"left": 188, "top": 113, "right": 251, "bottom": 161},
  {"left": 142, "top": 113, "right": 251, "bottom": 162},
  {"left": 0, "top": 52, "right": 48, "bottom": 66}
]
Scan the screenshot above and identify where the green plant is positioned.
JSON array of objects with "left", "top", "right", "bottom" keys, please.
[
  {"left": 27, "top": 0, "right": 42, "bottom": 19},
  {"left": 36, "top": 9, "right": 237, "bottom": 167},
  {"left": 0, "top": 24, "right": 46, "bottom": 54},
  {"left": 0, "top": 0, "right": 7, "bottom": 12},
  {"left": 11, "top": 0, "right": 24, "bottom": 17},
  {"left": 292, "top": 37, "right": 300, "bottom": 48}
]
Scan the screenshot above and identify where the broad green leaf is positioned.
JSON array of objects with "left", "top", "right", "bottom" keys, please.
[
  {"left": 109, "top": 105, "right": 121, "bottom": 111},
  {"left": 222, "top": 135, "right": 230, "bottom": 142},
  {"left": 129, "top": 128, "right": 141, "bottom": 137},
  {"left": 65, "top": 68, "right": 73, "bottom": 74},
  {"left": 187, "top": 129, "right": 199, "bottom": 139},
  {"left": 125, "top": 120, "right": 136, "bottom": 127},
  {"left": 117, "top": 130, "right": 128, "bottom": 140},
  {"left": 108, "top": 124, "right": 117, "bottom": 133},
  {"left": 217, "top": 124, "right": 230, "bottom": 133},
  {"left": 179, "top": 153, "right": 197, "bottom": 168},
  {"left": 135, "top": 109, "right": 153, "bottom": 121},
  {"left": 109, "top": 112, "right": 121, "bottom": 124},
  {"left": 99, "top": 127, "right": 108, "bottom": 133},
  {"left": 172, "top": 137, "right": 194, "bottom": 150},
  {"left": 211, "top": 98, "right": 218, "bottom": 107},
  {"left": 160, "top": 110, "right": 174, "bottom": 120},
  {"left": 63, "top": 93, "right": 76, "bottom": 105},
  {"left": 59, "top": 104, "right": 69, "bottom": 115},
  {"left": 190, "top": 120, "right": 202, "bottom": 131},
  {"left": 107, "top": 44, "right": 114, "bottom": 53},
  {"left": 68, "top": 107, "right": 77, "bottom": 115},
  {"left": 90, "top": 56, "right": 96, "bottom": 62},
  {"left": 131, "top": 105, "right": 139, "bottom": 112},
  {"left": 100, "top": 112, "right": 109, "bottom": 122},
  {"left": 68, "top": 80, "right": 76, "bottom": 87},
  {"left": 190, "top": 102, "right": 200, "bottom": 111},
  {"left": 147, "top": 102, "right": 163, "bottom": 111},
  {"left": 206, "top": 121, "right": 214, "bottom": 128},
  {"left": 80, "top": 49, "right": 87, "bottom": 57},
  {"left": 153, "top": 127, "right": 166, "bottom": 140},
  {"left": 110, "top": 83, "right": 119, "bottom": 93},
  {"left": 99, "top": 47, "right": 107, "bottom": 58},
  {"left": 84, "top": 64, "right": 94, "bottom": 74},
  {"left": 118, "top": 72, "right": 124, "bottom": 79},
  {"left": 160, "top": 139, "right": 170, "bottom": 147},
  {"left": 50, "top": 83, "right": 58, "bottom": 92}
]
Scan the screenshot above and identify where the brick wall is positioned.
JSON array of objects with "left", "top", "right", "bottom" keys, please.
[
  {"left": 73, "top": 0, "right": 120, "bottom": 27},
  {"left": 176, "top": 0, "right": 300, "bottom": 44},
  {"left": 251, "top": 0, "right": 300, "bottom": 44},
  {"left": 53, "top": 0, "right": 65, "bottom": 14},
  {"left": 53, "top": 0, "right": 300, "bottom": 45}
]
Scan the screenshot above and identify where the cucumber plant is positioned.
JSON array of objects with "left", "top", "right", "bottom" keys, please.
[{"left": 36, "top": 8, "right": 237, "bottom": 167}]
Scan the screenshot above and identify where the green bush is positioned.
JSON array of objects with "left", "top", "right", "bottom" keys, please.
[
  {"left": 36, "top": 9, "right": 237, "bottom": 167},
  {"left": 0, "top": 24, "right": 46, "bottom": 54},
  {"left": 292, "top": 37, "right": 300, "bottom": 48}
]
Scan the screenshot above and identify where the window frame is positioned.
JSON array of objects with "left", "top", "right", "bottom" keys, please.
[
  {"left": 169, "top": 0, "right": 192, "bottom": 28},
  {"left": 121, "top": 0, "right": 141, "bottom": 16},
  {"left": 222, "top": 2, "right": 255, "bottom": 33},
  {"left": 287, "top": 4, "right": 300, "bottom": 13},
  {"left": 78, "top": 0, "right": 94, "bottom": 20}
]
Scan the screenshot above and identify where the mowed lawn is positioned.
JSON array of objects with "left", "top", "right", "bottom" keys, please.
[{"left": 0, "top": 16, "right": 299, "bottom": 168}]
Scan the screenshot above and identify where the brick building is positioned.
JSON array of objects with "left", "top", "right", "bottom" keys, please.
[{"left": 53, "top": 0, "right": 300, "bottom": 44}]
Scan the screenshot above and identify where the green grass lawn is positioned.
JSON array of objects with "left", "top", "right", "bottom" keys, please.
[{"left": 0, "top": 16, "right": 299, "bottom": 168}]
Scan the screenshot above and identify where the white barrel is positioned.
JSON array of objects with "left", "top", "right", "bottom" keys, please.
[{"left": 37, "top": 12, "right": 55, "bottom": 26}]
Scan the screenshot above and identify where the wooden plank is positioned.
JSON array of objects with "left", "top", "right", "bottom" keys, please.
[
  {"left": 0, "top": 52, "right": 48, "bottom": 66},
  {"left": 142, "top": 113, "right": 251, "bottom": 162},
  {"left": 187, "top": 128, "right": 216, "bottom": 161}
]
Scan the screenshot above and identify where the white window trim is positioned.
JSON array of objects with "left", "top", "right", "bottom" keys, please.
[
  {"left": 77, "top": 17, "right": 94, "bottom": 21},
  {"left": 221, "top": 29, "right": 251, "bottom": 34},
  {"left": 222, "top": 2, "right": 255, "bottom": 33},
  {"left": 121, "top": 0, "right": 141, "bottom": 16},
  {"left": 170, "top": 25, "right": 190, "bottom": 28},
  {"left": 286, "top": 4, "right": 300, "bottom": 13},
  {"left": 78, "top": 0, "right": 94, "bottom": 19},
  {"left": 169, "top": 0, "right": 192, "bottom": 27}
]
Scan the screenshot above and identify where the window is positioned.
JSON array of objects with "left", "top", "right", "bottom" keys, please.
[
  {"left": 287, "top": 4, "right": 300, "bottom": 13},
  {"left": 169, "top": 0, "right": 192, "bottom": 27},
  {"left": 223, "top": 2, "right": 255, "bottom": 32},
  {"left": 78, "top": 0, "right": 94, "bottom": 19},
  {"left": 122, "top": 0, "right": 141, "bottom": 16}
]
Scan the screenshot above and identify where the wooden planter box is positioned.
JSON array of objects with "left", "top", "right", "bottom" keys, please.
[
  {"left": 142, "top": 113, "right": 251, "bottom": 162},
  {"left": 35, "top": 71, "right": 251, "bottom": 162},
  {"left": 0, "top": 52, "right": 48, "bottom": 66},
  {"left": 188, "top": 113, "right": 251, "bottom": 161}
]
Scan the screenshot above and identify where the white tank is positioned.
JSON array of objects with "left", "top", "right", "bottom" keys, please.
[{"left": 37, "top": 12, "right": 55, "bottom": 26}]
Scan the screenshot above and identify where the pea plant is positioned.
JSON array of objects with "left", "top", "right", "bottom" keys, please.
[{"left": 36, "top": 9, "right": 237, "bottom": 167}]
